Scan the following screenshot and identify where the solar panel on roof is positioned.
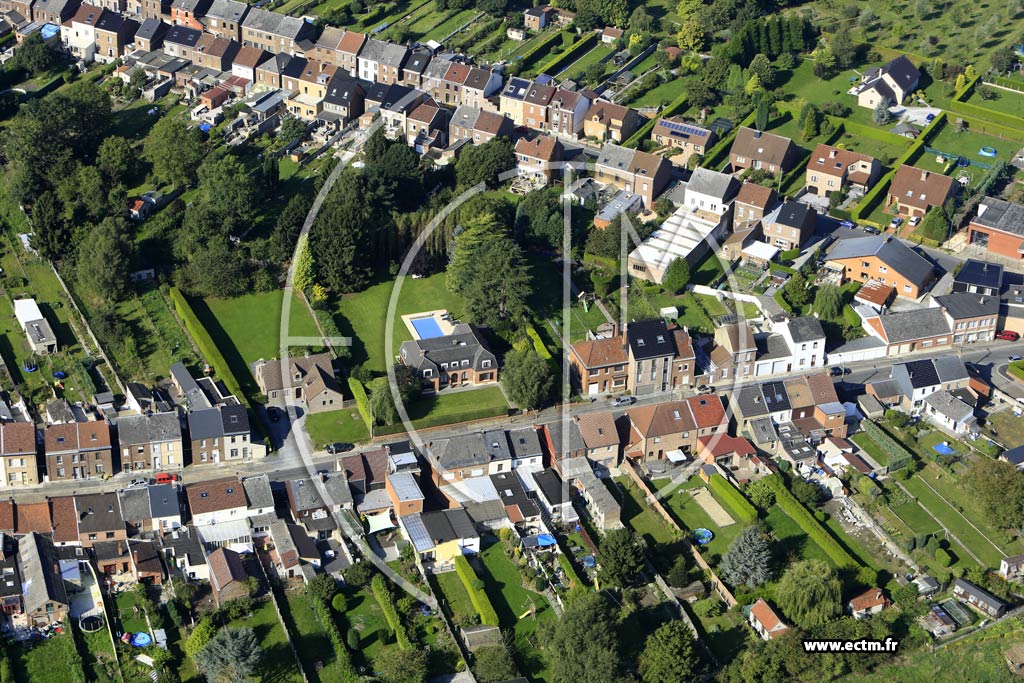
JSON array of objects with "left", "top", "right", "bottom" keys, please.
[{"left": 660, "top": 119, "right": 706, "bottom": 137}]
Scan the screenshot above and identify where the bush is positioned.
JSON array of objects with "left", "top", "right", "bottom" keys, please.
[
  {"left": 371, "top": 575, "right": 411, "bottom": 648},
  {"left": 331, "top": 592, "right": 347, "bottom": 613},
  {"left": 310, "top": 594, "right": 358, "bottom": 682},
  {"left": 762, "top": 475, "right": 859, "bottom": 569},
  {"left": 454, "top": 556, "right": 499, "bottom": 626},
  {"left": 347, "top": 376, "right": 371, "bottom": 429},
  {"left": 935, "top": 548, "right": 953, "bottom": 567},
  {"left": 707, "top": 475, "right": 758, "bottom": 523},
  {"left": 169, "top": 287, "right": 248, "bottom": 408},
  {"left": 346, "top": 627, "right": 360, "bottom": 651},
  {"left": 344, "top": 561, "right": 375, "bottom": 588}
]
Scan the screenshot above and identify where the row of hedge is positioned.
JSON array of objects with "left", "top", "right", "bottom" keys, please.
[
  {"left": 851, "top": 112, "right": 946, "bottom": 224},
  {"left": 310, "top": 594, "right": 359, "bottom": 682},
  {"left": 347, "top": 376, "right": 372, "bottom": 430},
  {"left": 702, "top": 109, "right": 757, "bottom": 171},
  {"left": 169, "top": 287, "right": 248, "bottom": 408},
  {"left": 519, "top": 29, "right": 570, "bottom": 72},
  {"left": 762, "top": 475, "right": 860, "bottom": 569},
  {"left": 525, "top": 324, "right": 553, "bottom": 360},
  {"left": 372, "top": 402, "right": 508, "bottom": 437},
  {"left": 860, "top": 418, "right": 915, "bottom": 471},
  {"left": 454, "top": 555, "right": 500, "bottom": 626},
  {"left": 371, "top": 575, "right": 411, "bottom": 648},
  {"left": 538, "top": 31, "right": 597, "bottom": 77},
  {"left": 622, "top": 90, "right": 689, "bottom": 149},
  {"left": 707, "top": 474, "right": 758, "bottom": 524},
  {"left": 556, "top": 551, "right": 587, "bottom": 602},
  {"left": 945, "top": 104, "right": 1024, "bottom": 143}
]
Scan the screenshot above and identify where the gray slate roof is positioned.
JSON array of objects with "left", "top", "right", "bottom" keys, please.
[
  {"left": 135, "top": 17, "right": 165, "bottom": 41},
  {"left": 420, "top": 508, "right": 476, "bottom": 543},
  {"left": 242, "top": 474, "right": 273, "bottom": 510},
  {"left": 357, "top": 37, "right": 388, "bottom": 63},
  {"left": 934, "top": 292, "right": 1000, "bottom": 319},
  {"left": 953, "top": 577, "right": 1006, "bottom": 610},
  {"left": 149, "top": 484, "right": 180, "bottom": 519},
  {"left": 924, "top": 390, "right": 974, "bottom": 423},
  {"left": 933, "top": 356, "right": 968, "bottom": 383},
  {"left": 75, "top": 493, "right": 124, "bottom": 534},
  {"left": 829, "top": 235, "right": 935, "bottom": 287},
  {"left": 118, "top": 412, "right": 181, "bottom": 446},
  {"left": 954, "top": 259, "right": 1003, "bottom": 290},
  {"left": 878, "top": 308, "right": 950, "bottom": 344},
  {"left": 242, "top": 7, "right": 308, "bottom": 39},
  {"left": 686, "top": 167, "right": 738, "bottom": 201},
  {"left": 287, "top": 474, "right": 352, "bottom": 511},
  {"left": 118, "top": 487, "right": 151, "bottom": 522},
  {"left": 19, "top": 533, "right": 67, "bottom": 614},
  {"left": 786, "top": 316, "right": 825, "bottom": 343},
  {"left": 399, "top": 323, "right": 497, "bottom": 377},
  {"left": 507, "top": 427, "right": 543, "bottom": 461},
  {"left": 974, "top": 197, "right": 1024, "bottom": 236},
  {"left": 165, "top": 25, "right": 202, "bottom": 47},
  {"left": 206, "top": 0, "right": 247, "bottom": 21}
]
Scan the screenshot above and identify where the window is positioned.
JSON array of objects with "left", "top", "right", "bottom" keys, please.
[
  {"left": 105, "top": 532, "right": 115, "bottom": 539},
  {"left": 88, "top": 534, "right": 97, "bottom": 541},
  {"left": 879, "top": 266, "right": 888, "bottom": 274}
]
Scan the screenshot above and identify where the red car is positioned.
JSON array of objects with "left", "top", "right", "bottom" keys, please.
[
  {"left": 155, "top": 472, "right": 179, "bottom": 485},
  {"left": 997, "top": 330, "right": 1020, "bottom": 342}
]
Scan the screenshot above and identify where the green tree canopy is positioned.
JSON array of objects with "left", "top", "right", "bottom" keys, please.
[
  {"left": 455, "top": 137, "right": 515, "bottom": 188},
  {"left": 502, "top": 348, "right": 555, "bottom": 410},
  {"left": 775, "top": 559, "right": 842, "bottom": 628},
  {"left": 662, "top": 258, "right": 691, "bottom": 294},
  {"left": 813, "top": 284, "right": 843, "bottom": 319},
  {"left": 149, "top": 116, "right": 205, "bottom": 187},
  {"left": 542, "top": 592, "right": 621, "bottom": 683},
  {"left": 374, "top": 647, "right": 429, "bottom": 683},
  {"left": 75, "top": 216, "right": 133, "bottom": 308},
  {"left": 596, "top": 528, "right": 644, "bottom": 587},
  {"left": 473, "top": 644, "right": 518, "bottom": 683},
  {"left": 719, "top": 524, "right": 774, "bottom": 588},
  {"left": 97, "top": 135, "right": 136, "bottom": 183},
  {"left": 195, "top": 627, "right": 263, "bottom": 683},
  {"left": 638, "top": 620, "right": 700, "bottom": 683}
]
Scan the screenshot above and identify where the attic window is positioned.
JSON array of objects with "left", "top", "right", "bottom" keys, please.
[
  {"left": 230, "top": 416, "right": 238, "bottom": 423},
  {"left": 637, "top": 339, "right": 645, "bottom": 346},
  {"left": 107, "top": 505, "right": 113, "bottom": 512},
  {"left": 656, "top": 335, "right": 664, "bottom": 343},
  {"left": 672, "top": 410, "right": 680, "bottom": 419},
  {"left": 57, "top": 437, "right": 65, "bottom": 443},
  {"left": 699, "top": 399, "right": 707, "bottom": 406}
]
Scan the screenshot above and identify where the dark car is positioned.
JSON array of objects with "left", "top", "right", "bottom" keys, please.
[
  {"left": 326, "top": 442, "right": 354, "bottom": 454},
  {"left": 864, "top": 226, "right": 881, "bottom": 235}
]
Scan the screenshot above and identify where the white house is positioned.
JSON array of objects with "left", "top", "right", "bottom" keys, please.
[
  {"left": 753, "top": 317, "right": 826, "bottom": 377},
  {"left": 922, "top": 390, "right": 976, "bottom": 435}
]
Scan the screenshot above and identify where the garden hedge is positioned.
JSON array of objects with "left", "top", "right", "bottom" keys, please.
[
  {"left": 519, "top": 29, "right": 569, "bottom": 72},
  {"left": 556, "top": 552, "right": 587, "bottom": 602},
  {"left": 861, "top": 418, "right": 915, "bottom": 471},
  {"left": 538, "top": 31, "right": 597, "bottom": 78},
  {"left": 623, "top": 90, "right": 689, "bottom": 149},
  {"left": 525, "top": 324, "right": 552, "bottom": 360},
  {"left": 454, "top": 555, "right": 500, "bottom": 626},
  {"left": 310, "top": 594, "right": 358, "bottom": 682},
  {"left": 169, "top": 287, "right": 248, "bottom": 408},
  {"left": 347, "top": 376, "right": 371, "bottom": 430},
  {"left": 762, "top": 475, "right": 860, "bottom": 569},
  {"left": 371, "top": 575, "right": 411, "bottom": 648},
  {"left": 708, "top": 474, "right": 758, "bottom": 524}
]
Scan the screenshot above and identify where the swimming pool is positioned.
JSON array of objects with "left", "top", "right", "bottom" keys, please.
[{"left": 411, "top": 316, "right": 444, "bottom": 339}]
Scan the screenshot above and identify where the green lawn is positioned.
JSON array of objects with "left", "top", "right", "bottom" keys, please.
[
  {"left": 630, "top": 75, "right": 688, "bottom": 109},
  {"left": 432, "top": 570, "right": 476, "bottom": 622},
  {"left": 983, "top": 409, "right": 1024, "bottom": 449},
  {"left": 7, "top": 630, "right": 85, "bottom": 683},
  {"left": 333, "top": 272, "right": 466, "bottom": 374},
  {"left": 200, "top": 290, "right": 320, "bottom": 365},
  {"left": 477, "top": 537, "right": 555, "bottom": 683},
  {"left": 420, "top": 8, "right": 477, "bottom": 42},
  {"left": 305, "top": 408, "right": 370, "bottom": 446},
  {"left": 566, "top": 300, "right": 610, "bottom": 343},
  {"left": 223, "top": 598, "right": 302, "bottom": 683},
  {"left": 888, "top": 501, "right": 941, "bottom": 535},
  {"left": 850, "top": 432, "right": 890, "bottom": 467},
  {"left": 968, "top": 87, "right": 1024, "bottom": 119},
  {"left": 279, "top": 588, "right": 350, "bottom": 683},
  {"left": 76, "top": 624, "right": 118, "bottom": 683},
  {"left": 763, "top": 505, "right": 837, "bottom": 569},
  {"left": 560, "top": 44, "right": 613, "bottom": 80},
  {"left": 906, "top": 121, "right": 1021, "bottom": 189},
  {"left": 653, "top": 479, "right": 746, "bottom": 565},
  {"left": 115, "top": 591, "right": 149, "bottom": 635}
]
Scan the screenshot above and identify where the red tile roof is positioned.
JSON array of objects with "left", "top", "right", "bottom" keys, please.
[
  {"left": 697, "top": 434, "right": 755, "bottom": 458},
  {"left": 50, "top": 496, "right": 78, "bottom": 542},
  {"left": 186, "top": 477, "right": 246, "bottom": 516},
  {"left": 750, "top": 598, "right": 788, "bottom": 638},
  {"left": 685, "top": 395, "right": 726, "bottom": 430},
  {"left": 849, "top": 587, "right": 887, "bottom": 612}
]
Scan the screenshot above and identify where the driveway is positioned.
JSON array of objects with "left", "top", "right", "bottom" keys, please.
[{"left": 892, "top": 105, "right": 941, "bottom": 126}]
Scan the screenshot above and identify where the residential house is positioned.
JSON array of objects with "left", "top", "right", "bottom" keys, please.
[
  {"left": 508, "top": 427, "right": 543, "bottom": 469},
  {"left": 45, "top": 421, "right": 113, "bottom": 481},
  {"left": 356, "top": 38, "right": 396, "bottom": 83},
  {"left": 626, "top": 320, "right": 697, "bottom": 394},
  {"left": 74, "top": 492, "right": 126, "bottom": 548},
  {"left": 231, "top": 44, "right": 268, "bottom": 82},
  {"left": 697, "top": 434, "right": 763, "bottom": 475},
  {"left": 17, "top": 532, "right": 68, "bottom": 625},
  {"left": 967, "top": 198, "right": 1024, "bottom": 261},
  {"left": 827, "top": 235, "right": 936, "bottom": 298},
  {"left": 186, "top": 476, "right": 248, "bottom": 529},
  {"left": 854, "top": 55, "right": 920, "bottom": 109},
  {"left": 514, "top": 134, "right": 563, "bottom": 184},
  {"left": 922, "top": 389, "right": 977, "bottom": 435},
  {"left": 285, "top": 474, "right": 352, "bottom": 539},
  {"left": 758, "top": 316, "right": 826, "bottom": 375},
  {"left": 594, "top": 143, "right": 671, "bottom": 208},
  {"left": 401, "top": 45, "right": 431, "bottom": 87},
  {"left": 529, "top": 468, "right": 575, "bottom": 522},
  {"left": 118, "top": 412, "right": 183, "bottom": 472},
  {"left": 335, "top": 29, "right": 363, "bottom": 75},
  {"left": 403, "top": 99, "right": 447, "bottom": 151},
  {"left": 548, "top": 87, "right": 590, "bottom": 137},
  {"left": 999, "top": 554, "right": 1024, "bottom": 581},
  {"left": 601, "top": 26, "right": 622, "bottom": 43},
  {"left": 723, "top": 182, "right": 777, "bottom": 260},
  {"left": 499, "top": 76, "right": 531, "bottom": 126},
  {"left": 887, "top": 164, "right": 958, "bottom": 219},
  {"left": 574, "top": 412, "right": 620, "bottom": 475},
  {"left": 1002, "top": 446, "right": 1024, "bottom": 470},
  {"left": 953, "top": 259, "right": 1003, "bottom": 296},
  {"left": 240, "top": 8, "right": 312, "bottom": 54},
  {"left": 162, "top": 23, "right": 201, "bottom": 60},
  {"left": 169, "top": 0, "right": 208, "bottom": 29},
  {"left": 398, "top": 323, "right": 498, "bottom": 392},
  {"left": 424, "top": 428, "right": 537, "bottom": 485},
  {"left": 461, "top": 66, "right": 502, "bottom": 110},
  {"left": 119, "top": 484, "right": 182, "bottom": 534},
  {"left": 254, "top": 353, "right": 345, "bottom": 414},
  {"left": 0, "top": 422, "right": 38, "bottom": 488},
  {"left": 282, "top": 58, "right": 337, "bottom": 119},
  {"left": 33, "top": 0, "right": 78, "bottom": 25},
  {"left": 129, "top": 539, "right": 164, "bottom": 584},
  {"left": 0, "top": 532, "right": 21, "bottom": 622},
  {"left": 401, "top": 508, "right": 478, "bottom": 566},
  {"left": 132, "top": 17, "right": 166, "bottom": 51},
  {"left": 49, "top": 496, "right": 78, "bottom": 546},
  {"left": 420, "top": 54, "right": 452, "bottom": 102},
  {"left": 625, "top": 396, "right": 727, "bottom": 462},
  {"left": 805, "top": 144, "right": 881, "bottom": 198},
  {"left": 492, "top": 470, "right": 540, "bottom": 523},
  {"left": 761, "top": 200, "right": 816, "bottom": 251},
  {"left": 202, "top": 0, "right": 245, "bottom": 40},
  {"left": 709, "top": 322, "right": 756, "bottom": 382},
  {"left": 61, "top": 3, "right": 102, "bottom": 64},
  {"left": 749, "top": 599, "right": 788, "bottom": 640},
  {"left": 385, "top": 471, "right": 424, "bottom": 518},
  {"left": 729, "top": 127, "right": 798, "bottom": 176},
  {"left": 207, "top": 547, "right": 248, "bottom": 605},
  {"left": 573, "top": 470, "right": 620, "bottom": 529},
  {"left": 952, "top": 578, "right": 1006, "bottom": 618},
  {"left": 522, "top": 81, "right": 554, "bottom": 130},
  {"left": 192, "top": 33, "right": 239, "bottom": 71},
  {"left": 187, "top": 405, "right": 257, "bottom": 465},
  {"left": 311, "top": 24, "right": 342, "bottom": 65},
  {"left": 848, "top": 588, "right": 888, "bottom": 619},
  {"left": 338, "top": 448, "right": 388, "bottom": 498},
  {"left": 568, "top": 335, "right": 629, "bottom": 396},
  {"left": 862, "top": 308, "right": 953, "bottom": 356},
  {"left": 581, "top": 96, "right": 637, "bottom": 141},
  {"left": 523, "top": 5, "right": 554, "bottom": 30},
  {"left": 321, "top": 76, "right": 364, "bottom": 123},
  {"left": 450, "top": 105, "right": 513, "bottom": 144},
  {"left": 650, "top": 117, "right": 715, "bottom": 166},
  {"left": 162, "top": 526, "right": 208, "bottom": 580},
  {"left": 885, "top": 356, "right": 970, "bottom": 412},
  {"left": 932, "top": 291, "right": 998, "bottom": 344}
]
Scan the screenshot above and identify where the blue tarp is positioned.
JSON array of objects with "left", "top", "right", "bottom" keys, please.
[
  {"left": 536, "top": 534, "right": 557, "bottom": 547},
  {"left": 933, "top": 443, "right": 955, "bottom": 455}
]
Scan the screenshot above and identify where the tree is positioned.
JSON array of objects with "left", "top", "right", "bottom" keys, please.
[
  {"left": 754, "top": 96, "right": 770, "bottom": 131},
  {"left": 830, "top": 28, "right": 855, "bottom": 68},
  {"left": 662, "top": 258, "right": 691, "bottom": 294},
  {"left": 455, "top": 137, "right": 514, "bottom": 188},
  {"left": 474, "top": 644, "right": 518, "bottom": 683},
  {"left": 307, "top": 574, "right": 338, "bottom": 604},
  {"left": 584, "top": 61, "right": 606, "bottom": 86},
  {"left": 195, "top": 627, "right": 263, "bottom": 683},
  {"left": 8, "top": 33, "right": 58, "bottom": 75},
  {"left": 813, "top": 284, "right": 843, "bottom": 319},
  {"left": 196, "top": 152, "right": 258, "bottom": 232},
  {"left": 745, "top": 479, "right": 775, "bottom": 510},
  {"left": 278, "top": 115, "right": 307, "bottom": 142},
  {"left": 872, "top": 99, "right": 892, "bottom": 125},
  {"left": 149, "top": 117, "right": 204, "bottom": 186},
  {"left": 962, "top": 457, "right": 1024, "bottom": 531},
  {"left": 719, "top": 525, "right": 774, "bottom": 587},
  {"left": 814, "top": 46, "right": 837, "bottom": 79},
  {"left": 775, "top": 559, "right": 842, "bottom": 628},
  {"left": 369, "top": 379, "right": 399, "bottom": 425},
  {"left": 502, "top": 348, "right": 554, "bottom": 410},
  {"left": 885, "top": 409, "right": 910, "bottom": 429},
  {"left": 344, "top": 561, "right": 375, "bottom": 588},
  {"left": 744, "top": 72, "right": 763, "bottom": 96},
  {"left": 791, "top": 478, "right": 824, "bottom": 508},
  {"left": 448, "top": 213, "right": 531, "bottom": 328},
  {"left": 596, "top": 528, "right": 643, "bottom": 587},
  {"left": 515, "top": 189, "right": 562, "bottom": 248},
  {"left": 542, "top": 593, "right": 621, "bottom": 683},
  {"left": 991, "top": 47, "right": 1015, "bottom": 74},
  {"left": 29, "top": 191, "right": 68, "bottom": 261},
  {"left": 918, "top": 207, "right": 949, "bottom": 242},
  {"left": 309, "top": 173, "right": 375, "bottom": 293},
  {"left": 374, "top": 648, "right": 429, "bottom": 683},
  {"left": 75, "top": 217, "right": 133, "bottom": 308},
  {"left": 629, "top": 6, "right": 653, "bottom": 32},
  {"left": 748, "top": 53, "right": 775, "bottom": 88},
  {"left": 638, "top": 620, "right": 699, "bottom": 683},
  {"left": 783, "top": 272, "right": 809, "bottom": 309},
  {"left": 97, "top": 136, "right": 136, "bottom": 183},
  {"left": 183, "top": 618, "right": 217, "bottom": 660}
]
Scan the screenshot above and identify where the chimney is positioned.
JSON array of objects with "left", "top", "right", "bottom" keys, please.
[
  {"left": 753, "top": 130, "right": 762, "bottom": 139},
  {"left": 829, "top": 149, "right": 837, "bottom": 158},
  {"left": 920, "top": 170, "right": 928, "bottom": 182}
]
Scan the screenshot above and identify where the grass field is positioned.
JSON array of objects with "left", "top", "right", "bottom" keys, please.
[
  {"left": 889, "top": 501, "right": 941, "bottom": 534},
  {"left": 432, "top": 570, "right": 476, "bottom": 622},
  {"left": 223, "top": 598, "right": 302, "bottom": 683},
  {"left": 559, "top": 44, "right": 613, "bottom": 79},
  {"left": 7, "top": 631, "right": 84, "bottom": 683},
  {"left": 904, "top": 119, "right": 1021, "bottom": 189},
  {"left": 849, "top": 432, "right": 889, "bottom": 467},
  {"left": 763, "top": 505, "right": 836, "bottom": 569},
  {"left": 115, "top": 591, "right": 149, "bottom": 634},
  {"left": 420, "top": 8, "right": 477, "bottom": 42},
  {"left": 200, "top": 290, "right": 319, "bottom": 366},
  {"left": 77, "top": 623, "right": 118, "bottom": 683},
  {"left": 653, "top": 478, "right": 746, "bottom": 565},
  {"left": 967, "top": 86, "right": 1024, "bottom": 118},
  {"left": 984, "top": 409, "right": 1024, "bottom": 448},
  {"left": 630, "top": 76, "right": 688, "bottom": 109},
  {"left": 477, "top": 537, "right": 555, "bottom": 683},
  {"left": 279, "top": 588, "right": 350, "bottom": 683},
  {"left": 333, "top": 272, "right": 466, "bottom": 374}
]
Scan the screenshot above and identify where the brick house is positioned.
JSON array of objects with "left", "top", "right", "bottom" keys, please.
[
  {"left": 515, "top": 134, "right": 563, "bottom": 184},
  {"left": 594, "top": 143, "right": 671, "bottom": 208},
  {"left": 240, "top": 8, "right": 312, "bottom": 55},
  {"left": 192, "top": 33, "right": 239, "bottom": 71},
  {"left": 45, "top": 421, "right": 113, "bottom": 481},
  {"left": 254, "top": 352, "right": 346, "bottom": 414},
  {"left": 761, "top": 200, "right": 816, "bottom": 251},
  {"left": 522, "top": 81, "right": 554, "bottom": 130},
  {"left": 651, "top": 117, "right": 716, "bottom": 166},
  {"left": 202, "top": 0, "right": 246, "bottom": 40},
  {"left": 207, "top": 547, "right": 249, "bottom": 605},
  {"left": 749, "top": 599, "right": 788, "bottom": 640},
  {"left": 0, "top": 422, "right": 38, "bottom": 488},
  {"left": 18, "top": 532, "right": 69, "bottom": 626},
  {"left": 626, "top": 320, "right": 696, "bottom": 395},
  {"left": 967, "top": 197, "right": 1024, "bottom": 261},
  {"left": 74, "top": 492, "right": 127, "bottom": 548},
  {"left": 827, "top": 235, "right": 936, "bottom": 298},
  {"left": 548, "top": 87, "right": 590, "bottom": 137},
  {"left": 523, "top": 5, "right": 555, "bottom": 30},
  {"left": 805, "top": 143, "right": 881, "bottom": 198},
  {"left": 932, "top": 291, "right": 999, "bottom": 344},
  {"left": 187, "top": 404, "right": 257, "bottom": 465},
  {"left": 729, "top": 127, "right": 798, "bottom": 176},
  {"left": 335, "top": 29, "right": 364, "bottom": 76},
  {"left": 582, "top": 99, "right": 638, "bottom": 143},
  {"left": 886, "top": 164, "right": 958, "bottom": 218},
  {"left": 118, "top": 412, "right": 183, "bottom": 472},
  {"left": 625, "top": 396, "right": 727, "bottom": 462},
  {"left": 398, "top": 323, "right": 498, "bottom": 392},
  {"left": 162, "top": 24, "right": 201, "bottom": 60},
  {"left": 169, "top": 0, "right": 208, "bottom": 30},
  {"left": 568, "top": 335, "right": 629, "bottom": 396},
  {"left": 32, "top": 0, "right": 80, "bottom": 25}
]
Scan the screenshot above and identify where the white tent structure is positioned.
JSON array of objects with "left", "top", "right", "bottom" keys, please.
[{"left": 366, "top": 511, "right": 396, "bottom": 535}]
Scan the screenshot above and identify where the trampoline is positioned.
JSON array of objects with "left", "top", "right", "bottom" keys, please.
[
  {"left": 52, "top": 371, "right": 66, "bottom": 379},
  {"left": 693, "top": 528, "right": 714, "bottom": 545},
  {"left": 581, "top": 555, "right": 596, "bottom": 568},
  {"left": 979, "top": 146, "right": 997, "bottom": 157},
  {"left": 956, "top": 157, "right": 970, "bottom": 167},
  {"left": 79, "top": 615, "right": 104, "bottom": 633},
  {"left": 933, "top": 443, "right": 956, "bottom": 455},
  {"left": 410, "top": 316, "right": 444, "bottom": 339},
  {"left": 129, "top": 632, "right": 152, "bottom": 647}
]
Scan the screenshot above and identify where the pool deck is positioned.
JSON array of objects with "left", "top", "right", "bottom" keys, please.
[{"left": 401, "top": 309, "right": 458, "bottom": 340}]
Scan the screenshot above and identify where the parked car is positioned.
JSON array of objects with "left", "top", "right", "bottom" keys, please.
[
  {"left": 839, "top": 220, "right": 856, "bottom": 229},
  {"left": 155, "top": 472, "right": 178, "bottom": 485},
  {"left": 612, "top": 396, "right": 636, "bottom": 407},
  {"left": 1010, "top": 355, "right": 1023, "bottom": 363},
  {"left": 888, "top": 217, "right": 903, "bottom": 229},
  {"left": 129, "top": 479, "right": 148, "bottom": 488},
  {"left": 696, "top": 384, "right": 714, "bottom": 395},
  {"left": 996, "top": 330, "right": 1020, "bottom": 342},
  {"left": 326, "top": 442, "right": 354, "bottom": 454},
  {"left": 865, "top": 226, "right": 882, "bottom": 235},
  {"left": 909, "top": 215, "right": 922, "bottom": 227},
  {"left": 830, "top": 366, "right": 844, "bottom": 377}
]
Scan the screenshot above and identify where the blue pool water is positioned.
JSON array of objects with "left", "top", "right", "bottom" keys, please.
[{"left": 411, "top": 317, "right": 444, "bottom": 339}]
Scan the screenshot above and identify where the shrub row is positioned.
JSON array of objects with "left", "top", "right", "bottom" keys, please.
[
  {"left": 623, "top": 90, "right": 689, "bottom": 149},
  {"left": 169, "top": 287, "right": 248, "bottom": 408},
  {"left": 525, "top": 324, "right": 552, "bottom": 360},
  {"left": 556, "top": 552, "right": 587, "bottom": 602},
  {"left": 370, "top": 575, "right": 411, "bottom": 648},
  {"left": 762, "top": 475, "right": 860, "bottom": 569},
  {"left": 348, "top": 376, "right": 371, "bottom": 430},
  {"left": 707, "top": 474, "right": 758, "bottom": 524},
  {"left": 454, "top": 555, "right": 500, "bottom": 626},
  {"left": 310, "top": 594, "right": 359, "bottom": 682},
  {"left": 861, "top": 418, "right": 915, "bottom": 471},
  {"left": 539, "top": 32, "right": 597, "bottom": 77},
  {"left": 945, "top": 105, "right": 1024, "bottom": 143},
  {"left": 519, "top": 29, "right": 569, "bottom": 72}
]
